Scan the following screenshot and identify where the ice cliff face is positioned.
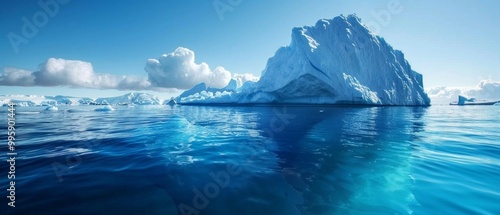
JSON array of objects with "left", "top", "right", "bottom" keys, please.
[
  {"left": 178, "top": 14, "right": 430, "bottom": 105},
  {"left": 255, "top": 14, "right": 429, "bottom": 105}
]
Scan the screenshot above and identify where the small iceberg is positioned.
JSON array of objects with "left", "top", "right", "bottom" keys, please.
[
  {"left": 167, "top": 97, "right": 177, "bottom": 106},
  {"left": 94, "top": 105, "right": 115, "bottom": 111},
  {"left": 45, "top": 106, "right": 59, "bottom": 111},
  {"left": 450, "top": 95, "right": 500, "bottom": 106},
  {"left": 67, "top": 109, "right": 88, "bottom": 113}
]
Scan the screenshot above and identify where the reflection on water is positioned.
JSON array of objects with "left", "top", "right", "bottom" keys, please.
[
  {"left": 130, "top": 106, "right": 427, "bottom": 215},
  {"left": 246, "top": 107, "right": 428, "bottom": 214},
  {"left": 2, "top": 105, "right": 500, "bottom": 215}
]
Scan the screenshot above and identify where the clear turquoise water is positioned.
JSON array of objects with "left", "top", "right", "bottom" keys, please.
[{"left": 1, "top": 105, "right": 499, "bottom": 215}]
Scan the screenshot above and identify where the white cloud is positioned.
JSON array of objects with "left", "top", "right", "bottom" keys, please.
[
  {"left": 0, "top": 58, "right": 152, "bottom": 90},
  {"left": 1, "top": 48, "right": 260, "bottom": 92},
  {"left": 0, "top": 67, "right": 35, "bottom": 86},
  {"left": 33, "top": 58, "right": 95, "bottom": 87},
  {"left": 232, "top": 73, "right": 260, "bottom": 88},
  {"left": 145, "top": 47, "right": 232, "bottom": 89}
]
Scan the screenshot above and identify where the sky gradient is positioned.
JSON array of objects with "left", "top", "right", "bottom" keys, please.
[{"left": 1, "top": 0, "right": 499, "bottom": 98}]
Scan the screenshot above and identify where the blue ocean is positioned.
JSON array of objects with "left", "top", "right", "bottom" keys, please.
[{"left": 1, "top": 105, "right": 499, "bottom": 215}]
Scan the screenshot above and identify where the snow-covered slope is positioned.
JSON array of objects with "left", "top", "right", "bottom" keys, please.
[
  {"left": 178, "top": 14, "right": 430, "bottom": 105},
  {"left": 427, "top": 80, "right": 500, "bottom": 104}
]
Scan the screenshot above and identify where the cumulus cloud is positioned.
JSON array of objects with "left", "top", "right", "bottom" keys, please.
[
  {"left": 0, "top": 67, "right": 35, "bottom": 86},
  {"left": 0, "top": 58, "right": 151, "bottom": 90},
  {"left": 145, "top": 47, "right": 232, "bottom": 89},
  {"left": 426, "top": 80, "right": 500, "bottom": 104},
  {"left": 34, "top": 58, "right": 95, "bottom": 87},
  {"left": 232, "top": 73, "right": 260, "bottom": 88},
  {"left": 1, "top": 47, "right": 260, "bottom": 91}
]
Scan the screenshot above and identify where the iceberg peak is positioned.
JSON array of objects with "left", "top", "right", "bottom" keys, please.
[
  {"left": 177, "top": 14, "right": 430, "bottom": 106},
  {"left": 223, "top": 79, "right": 237, "bottom": 91}
]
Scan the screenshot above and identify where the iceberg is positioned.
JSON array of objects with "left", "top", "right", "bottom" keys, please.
[
  {"left": 176, "top": 82, "right": 235, "bottom": 104},
  {"left": 1, "top": 95, "right": 49, "bottom": 107},
  {"left": 0, "top": 94, "right": 83, "bottom": 106},
  {"left": 167, "top": 97, "right": 177, "bottom": 106},
  {"left": 177, "top": 83, "right": 209, "bottom": 99},
  {"left": 427, "top": 80, "right": 500, "bottom": 105},
  {"left": 177, "top": 14, "right": 430, "bottom": 106},
  {"left": 44, "top": 106, "right": 59, "bottom": 111},
  {"left": 449, "top": 95, "right": 500, "bottom": 106},
  {"left": 96, "top": 93, "right": 163, "bottom": 105},
  {"left": 222, "top": 79, "right": 237, "bottom": 92},
  {"left": 94, "top": 105, "right": 115, "bottom": 111}
]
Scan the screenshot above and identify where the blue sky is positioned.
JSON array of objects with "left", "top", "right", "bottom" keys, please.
[{"left": 1, "top": 0, "right": 499, "bottom": 98}]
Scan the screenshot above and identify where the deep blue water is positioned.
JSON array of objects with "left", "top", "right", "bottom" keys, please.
[{"left": 1, "top": 105, "right": 499, "bottom": 215}]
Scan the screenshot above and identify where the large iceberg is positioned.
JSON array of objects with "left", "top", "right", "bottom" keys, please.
[{"left": 178, "top": 14, "right": 430, "bottom": 106}]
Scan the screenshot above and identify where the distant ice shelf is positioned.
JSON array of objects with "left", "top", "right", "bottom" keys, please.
[{"left": 0, "top": 92, "right": 164, "bottom": 107}]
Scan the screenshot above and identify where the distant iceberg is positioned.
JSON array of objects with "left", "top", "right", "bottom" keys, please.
[
  {"left": 94, "top": 105, "right": 115, "bottom": 111},
  {"left": 449, "top": 95, "right": 500, "bottom": 106},
  {"left": 177, "top": 14, "right": 430, "bottom": 106},
  {"left": 427, "top": 80, "right": 500, "bottom": 105},
  {"left": 96, "top": 92, "right": 163, "bottom": 105},
  {"left": 0, "top": 92, "right": 165, "bottom": 107},
  {"left": 44, "top": 106, "right": 59, "bottom": 111},
  {"left": 167, "top": 97, "right": 177, "bottom": 106}
]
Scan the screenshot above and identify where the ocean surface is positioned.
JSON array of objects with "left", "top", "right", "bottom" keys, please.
[{"left": 1, "top": 105, "right": 499, "bottom": 215}]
